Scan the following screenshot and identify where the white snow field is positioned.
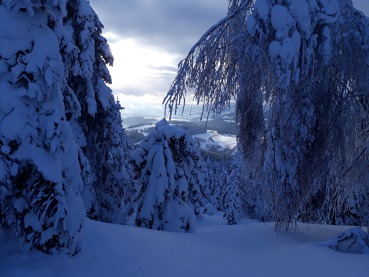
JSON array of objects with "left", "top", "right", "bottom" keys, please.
[
  {"left": 0, "top": 213, "right": 368, "bottom": 277},
  {"left": 193, "top": 130, "right": 237, "bottom": 151}
]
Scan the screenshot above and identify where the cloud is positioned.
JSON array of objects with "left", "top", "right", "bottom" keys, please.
[
  {"left": 89, "top": 0, "right": 227, "bottom": 55},
  {"left": 116, "top": 93, "right": 166, "bottom": 118},
  {"left": 106, "top": 37, "right": 179, "bottom": 97},
  {"left": 91, "top": 0, "right": 369, "bottom": 56},
  {"left": 88, "top": 1, "right": 228, "bottom": 101},
  {"left": 147, "top": 65, "right": 178, "bottom": 73}
]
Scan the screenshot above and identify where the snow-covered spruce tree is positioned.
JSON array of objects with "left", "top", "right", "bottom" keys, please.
[
  {"left": 224, "top": 152, "right": 266, "bottom": 224},
  {"left": 131, "top": 119, "right": 206, "bottom": 232},
  {"left": 223, "top": 160, "right": 244, "bottom": 225},
  {"left": 164, "top": 0, "right": 369, "bottom": 229},
  {"left": 0, "top": 0, "right": 131, "bottom": 254},
  {"left": 207, "top": 152, "right": 257, "bottom": 224},
  {"left": 0, "top": 1, "right": 85, "bottom": 254},
  {"left": 202, "top": 157, "right": 231, "bottom": 206},
  {"left": 207, "top": 152, "right": 265, "bottom": 222},
  {"left": 202, "top": 157, "right": 227, "bottom": 209},
  {"left": 60, "top": 0, "right": 132, "bottom": 224}
]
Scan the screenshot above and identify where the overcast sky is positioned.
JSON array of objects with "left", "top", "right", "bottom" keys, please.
[{"left": 89, "top": 0, "right": 369, "bottom": 117}]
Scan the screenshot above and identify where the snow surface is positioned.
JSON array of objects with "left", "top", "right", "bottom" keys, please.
[
  {"left": 255, "top": 0, "right": 269, "bottom": 21},
  {"left": 193, "top": 130, "right": 237, "bottom": 151},
  {"left": 1, "top": 214, "right": 368, "bottom": 277}
]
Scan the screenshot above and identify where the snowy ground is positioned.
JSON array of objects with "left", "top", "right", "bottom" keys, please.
[
  {"left": 1, "top": 214, "right": 368, "bottom": 277},
  {"left": 193, "top": 130, "right": 237, "bottom": 152}
]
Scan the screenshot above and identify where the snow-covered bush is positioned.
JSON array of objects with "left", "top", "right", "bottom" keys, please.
[
  {"left": 320, "top": 227, "right": 369, "bottom": 254},
  {"left": 131, "top": 120, "right": 207, "bottom": 232}
]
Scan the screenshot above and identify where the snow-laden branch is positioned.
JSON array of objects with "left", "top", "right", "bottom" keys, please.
[
  {"left": 187, "top": 0, "right": 252, "bottom": 58},
  {"left": 164, "top": 0, "right": 253, "bottom": 119}
]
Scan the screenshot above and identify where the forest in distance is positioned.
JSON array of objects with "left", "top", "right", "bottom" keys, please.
[{"left": 0, "top": 1, "right": 369, "bottom": 276}]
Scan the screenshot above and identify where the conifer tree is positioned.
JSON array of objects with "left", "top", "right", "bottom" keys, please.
[
  {"left": 61, "top": 0, "right": 132, "bottom": 223},
  {"left": 0, "top": 1, "right": 85, "bottom": 254},
  {"left": 0, "top": 0, "right": 131, "bottom": 253},
  {"left": 223, "top": 182, "right": 243, "bottom": 225},
  {"left": 131, "top": 120, "right": 206, "bottom": 232}
]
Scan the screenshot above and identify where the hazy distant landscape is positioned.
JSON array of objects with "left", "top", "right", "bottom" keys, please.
[{"left": 123, "top": 106, "right": 238, "bottom": 156}]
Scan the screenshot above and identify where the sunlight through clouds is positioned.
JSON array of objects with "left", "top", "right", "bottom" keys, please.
[
  {"left": 105, "top": 33, "right": 179, "bottom": 97},
  {"left": 115, "top": 93, "right": 166, "bottom": 118}
]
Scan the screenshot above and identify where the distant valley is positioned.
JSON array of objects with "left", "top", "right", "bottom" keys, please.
[{"left": 123, "top": 108, "right": 238, "bottom": 157}]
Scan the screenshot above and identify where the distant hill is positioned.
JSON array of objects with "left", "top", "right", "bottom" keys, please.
[{"left": 123, "top": 110, "right": 238, "bottom": 158}]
